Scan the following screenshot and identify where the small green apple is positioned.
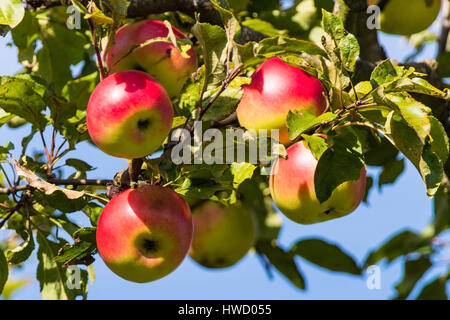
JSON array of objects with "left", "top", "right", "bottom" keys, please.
[
  {"left": 189, "top": 201, "right": 256, "bottom": 269},
  {"left": 369, "top": 0, "right": 441, "bottom": 36}
]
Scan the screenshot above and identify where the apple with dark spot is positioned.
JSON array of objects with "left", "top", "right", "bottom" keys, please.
[
  {"left": 96, "top": 185, "right": 193, "bottom": 283},
  {"left": 86, "top": 70, "right": 173, "bottom": 159},
  {"left": 270, "top": 141, "right": 366, "bottom": 224}
]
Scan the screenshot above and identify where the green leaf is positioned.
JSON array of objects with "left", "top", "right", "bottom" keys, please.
[
  {"left": 370, "top": 59, "right": 399, "bottom": 87},
  {"left": 416, "top": 275, "right": 448, "bottom": 300},
  {"left": 0, "top": 0, "right": 25, "bottom": 28},
  {"left": 433, "top": 186, "right": 450, "bottom": 234},
  {"left": 242, "top": 19, "right": 286, "bottom": 37},
  {"left": 7, "top": 228, "right": 35, "bottom": 265},
  {"left": 36, "top": 231, "right": 88, "bottom": 300},
  {"left": 257, "top": 240, "right": 305, "bottom": 290},
  {"left": 385, "top": 111, "right": 423, "bottom": 166},
  {"left": 108, "top": 0, "right": 130, "bottom": 18},
  {"left": 0, "top": 75, "right": 48, "bottom": 129},
  {"left": 378, "top": 158, "right": 404, "bottom": 188},
  {"left": 230, "top": 162, "right": 256, "bottom": 187},
  {"left": 202, "top": 87, "right": 243, "bottom": 121},
  {"left": 437, "top": 52, "right": 450, "bottom": 78},
  {"left": 429, "top": 116, "right": 449, "bottom": 166},
  {"left": 419, "top": 140, "right": 443, "bottom": 197},
  {"left": 287, "top": 110, "right": 336, "bottom": 140},
  {"left": 321, "top": 9, "right": 345, "bottom": 41},
  {"left": 290, "top": 238, "right": 361, "bottom": 275},
  {"left": 364, "top": 230, "right": 430, "bottom": 266},
  {"left": 62, "top": 72, "right": 99, "bottom": 110},
  {"left": 36, "top": 190, "right": 89, "bottom": 213},
  {"left": 393, "top": 256, "right": 432, "bottom": 300},
  {"left": 84, "top": 2, "right": 114, "bottom": 25},
  {"left": 10, "top": 10, "right": 39, "bottom": 64},
  {"left": 389, "top": 93, "right": 431, "bottom": 144},
  {"left": 255, "top": 36, "right": 327, "bottom": 59},
  {"left": 384, "top": 111, "right": 443, "bottom": 197},
  {"left": 387, "top": 77, "right": 447, "bottom": 99},
  {"left": 314, "top": 131, "right": 364, "bottom": 203},
  {"left": 65, "top": 159, "right": 94, "bottom": 172},
  {"left": 36, "top": 20, "right": 88, "bottom": 91},
  {"left": 54, "top": 227, "right": 97, "bottom": 266},
  {"left": 364, "top": 136, "right": 399, "bottom": 167},
  {"left": 301, "top": 134, "right": 328, "bottom": 160},
  {"left": 83, "top": 202, "right": 103, "bottom": 226},
  {"left": 338, "top": 33, "right": 359, "bottom": 72},
  {"left": 320, "top": 10, "right": 359, "bottom": 72},
  {"left": 239, "top": 178, "right": 281, "bottom": 241},
  {"left": 0, "top": 249, "right": 8, "bottom": 294},
  {"left": 191, "top": 22, "right": 228, "bottom": 84}
]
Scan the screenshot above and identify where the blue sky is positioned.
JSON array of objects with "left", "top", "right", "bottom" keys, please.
[{"left": 0, "top": 11, "right": 449, "bottom": 300}]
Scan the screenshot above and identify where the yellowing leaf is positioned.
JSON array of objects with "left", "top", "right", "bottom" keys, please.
[{"left": 13, "top": 158, "right": 85, "bottom": 199}]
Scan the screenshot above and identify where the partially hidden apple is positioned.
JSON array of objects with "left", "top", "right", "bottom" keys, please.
[
  {"left": 96, "top": 185, "right": 193, "bottom": 283},
  {"left": 189, "top": 201, "right": 256, "bottom": 269},
  {"left": 106, "top": 19, "right": 198, "bottom": 97},
  {"left": 368, "top": 0, "right": 441, "bottom": 36},
  {"left": 86, "top": 70, "right": 173, "bottom": 159},
  {"left": 236, "top": 57, "right": 327, "bottom": 145},
  {"left": 270, "top": 141, "right": 366, "bottom": 224}
]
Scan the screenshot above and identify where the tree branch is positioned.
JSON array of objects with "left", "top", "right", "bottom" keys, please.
[
  {"left": 438, "top": 0, "right": 450, "bottom": 57},
  {"left": 24, "top": 0, "right": 268, "bottom": 43},
  {"left": 0, "top": 178, "right": 112, "bottom": 195}
]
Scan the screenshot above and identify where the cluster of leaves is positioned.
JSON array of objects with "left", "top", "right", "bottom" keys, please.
[{"left": 0, "top": 0, "right": 449, "bottom": 300}]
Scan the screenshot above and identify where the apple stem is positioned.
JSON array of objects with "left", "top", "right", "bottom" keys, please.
[{"left": 129, "top": 158, "right": 144, "bottom": 188}]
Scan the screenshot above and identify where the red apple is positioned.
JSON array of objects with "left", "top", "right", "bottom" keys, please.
[
  {"left": 236, "top": 57, "right": 327, "bottom": 144},
  {"left": 189, "top": 201, "right": 256, "bottom": 269},
  {"left": 86, "top": 70, "right": 173, "bottom": 159},
  {"left": 96, "top": 185, "right": 193, "bottom": 283},
  {"left": 106, "top": 19, "right": 198, "bottom": 97},
  {"left": 270, "top": 141, "right": 366, "bottom": 224}
]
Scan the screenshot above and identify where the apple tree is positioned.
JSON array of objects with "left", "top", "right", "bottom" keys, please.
[{"left": 0, "top": 0, "right": 449, "bottom": 299}]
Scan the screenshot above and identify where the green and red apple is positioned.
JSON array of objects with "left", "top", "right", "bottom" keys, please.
[
  {"left": 189, "top": 201, "right": 256, "bottom": 269},
  {"left": 368, "top": 0, "right": 441, "bottom": 35},
  {"left": 270, "top": 141, "right": 366, "bottom": 224},
  {"left": 96, "top": 185, "right": 193, "bottom": 283},
  {"left": 236, "top": 57, "right": 327, "bottom": 145},
  {"left": 106, "top": 19, "right": 198, "bottom": 97},
  {"left": 86, "top": 70, "right": 173, "bottom": 159}
]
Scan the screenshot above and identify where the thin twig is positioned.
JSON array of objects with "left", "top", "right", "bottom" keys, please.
[
  {"left": 38, "top": 130, "right": 51, "bottom": 167},
  {"left": 197, "top": 64, "right": 243, "bottom": 121}
]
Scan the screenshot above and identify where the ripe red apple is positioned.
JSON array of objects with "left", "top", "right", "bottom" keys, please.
[
  {"left": 189, "top": 201, "right": 256, "bottom": 269},
  {"left": 236, "top": 57, "right": 327, "bottom": 144},
  {"left": 96, "top": 185, "right": 193, "bottom": 283},
  {"left": 106, "top": 19, "right": 198, "bottom": 97},
  {"left": 86, "top": 70, "right": 173, "bottom": 159},
  {"left": 270, "top": 141, "right": 366, "bottom": 224}
]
